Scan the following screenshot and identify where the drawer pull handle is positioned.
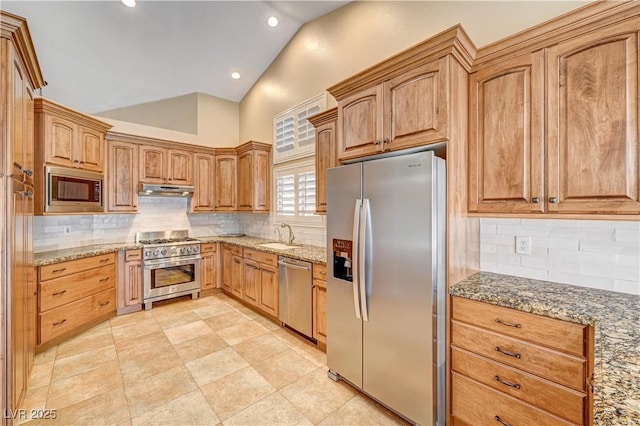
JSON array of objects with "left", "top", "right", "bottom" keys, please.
[
  {"left": 494, "top": 416, "right": 513, "bottom": 426},
  {"left": 53, "top": 319, "right": 67, "bottom": 326},
  {"left": 494, "top": 375, "right": 521, "bottom": 389},
  {"left": 52, "top": 290, "right": 67, "bottom": 296},
  {"left": 99, "top": 258, "right": 110, "bottom": 263},
  {"left": 52, "top": 268, "right": 67, "bottom": 273},
  {"left": 99, "top": 277, "right": 110, "bottom": 283},
  {"left": 495, "top": 346, "right": 521, "bottom": 359},
  {"left": 99, "top": 301, "right": 110, "bottom": 307},
  {"left": 495, "top": 318, "right": 521, "bottom": 328}
]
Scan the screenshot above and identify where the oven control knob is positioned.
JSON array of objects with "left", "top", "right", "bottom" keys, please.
[
  {"left": 192, "top": 246, "right": 199, "bottom": 253},
  {"left": 153, "top": 249, "right": 160, "bottom": 256},
  {"left": 170, "top": 247, "right": 177, "bottom": 254},
  {"left": 161, "top": 248, "right": 167, "bottom": 256},
  {"left": 185, "top": 247, "right": 192, "bottom": 254},
  {"left": 144, "top": 250, "right": 151, "bottom": 257}
]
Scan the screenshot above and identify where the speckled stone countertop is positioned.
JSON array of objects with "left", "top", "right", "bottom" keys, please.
[
  {"left": 34, "top": 236, "right": 327, "bottom": 267},
  {"left": 34, "top": 242, "right": 142, "bottom": 266},
  {"left": 197, "top": 235, "right": 327, "bottom": 265},
  {"left": 450, "top": 272, "right": 640, "bottom": 426}
]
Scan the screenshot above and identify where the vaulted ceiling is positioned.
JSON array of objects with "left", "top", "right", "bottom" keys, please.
[{"left": 2, "top": 1, "right": 349, "bottom": 114}]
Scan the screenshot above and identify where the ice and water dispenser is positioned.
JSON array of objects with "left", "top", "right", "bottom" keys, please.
[{"left": 332, "top": 239, "right": 353, "bottom": 281}]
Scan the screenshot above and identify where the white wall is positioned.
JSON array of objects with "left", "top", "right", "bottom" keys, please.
[{"left": 480, "top": 218, "right": 640, "bottom": 295}]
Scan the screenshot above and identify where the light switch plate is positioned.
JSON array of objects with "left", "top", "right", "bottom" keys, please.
[{"left": 515, "top": 236, "right": 531, "bottom": 255}]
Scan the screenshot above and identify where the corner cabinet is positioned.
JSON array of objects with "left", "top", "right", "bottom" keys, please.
[
  {"left": 107, "top": 138, "right": 139, "bottom": 212},
  {"left": 308, "top": 108, "right": 338, "bottom": 214},
  {"left": 469, "top": 10, "right": 640, "bottom": 216},
  {"left": 327, "top": 25, "right": 475, "bottom": 163},
  {"left": 192, "top": 152, "right": 216, "bottom": 212},
  {"left": 237, "top": 141, "right": 271, "bottom": 212}
]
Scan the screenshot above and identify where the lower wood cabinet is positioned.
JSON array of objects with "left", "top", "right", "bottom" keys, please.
[
  {"left": 37, "top": 253, "right": 117, "bottom": 350},
  {"left": 242, "top": 258, "right": 260, "bottom": 305},
  {"left": 258, "top": 264, "right": 278, "bottom": 317},
  {"left": 450, "top": 296, "right": 593, "bottom": 426},
  {"left": 117, "top": 249, "right": 142, "bottom": 314},
  {"left": 312, "top": 263, "right": 327, "bottom": 350},
  {"left": 242, "top": 249, "right": 278, "bottom": 318},
  {"left": 200, "top": 243, "right": 217, "bottom": 292}
]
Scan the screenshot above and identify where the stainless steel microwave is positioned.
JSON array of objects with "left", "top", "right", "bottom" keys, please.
[{"left": 46, "top": 166, "right": 104, "bottom": 213}]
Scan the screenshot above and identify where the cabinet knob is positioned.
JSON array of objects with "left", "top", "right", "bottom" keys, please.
[
  {"left": 73, "top": 160, "right": 79, "bottom": 163},
  {"left": 23, "top": 169, "right": 33, "bottom": 177},
  {"left": 374, "top": 140, "right": 381, "bottom": 145},
  {"left": 383, "top": 138, "right": 389, "bottom": 144},
  {"left": 531, "top": 197, "right": 540, "bottom": 203},
  {"left": 549, "top": 197, "right": 559, "bottom": 204}
]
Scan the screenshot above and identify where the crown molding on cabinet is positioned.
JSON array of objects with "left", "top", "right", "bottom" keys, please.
[{"left": 0, "top": 11, "right": 45, "bottom": 89}]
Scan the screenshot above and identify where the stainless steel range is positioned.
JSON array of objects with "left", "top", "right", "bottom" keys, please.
[{"left": 136, "top": 230, "right": 201, "bottom": 310}]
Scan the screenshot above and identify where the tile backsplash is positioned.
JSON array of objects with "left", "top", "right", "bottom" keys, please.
[
  {"left": 480, "top": 218, "right": 640, "bottom": 295},
  {"left": 34, "top": 197, "right": 326, "bottom": 251}
]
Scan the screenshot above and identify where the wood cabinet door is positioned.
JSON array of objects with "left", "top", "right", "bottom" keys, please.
[
  {"left": 139, "top": 146, "right": 166, "bottom": 184},
  {"left": 338, "top": 85, "right": 383, "bottom": 162},
  {"left": 237, "top": 151, "right": 253, "bottom": 211},
  {"left": 23, "top": 82, "right": 35, "bottom": 186},
  {"left": 242, "top": 259, "right": 260, "bottom": 305},
  {"left": 201, "top": 252, "right": 216, "bottom": 290},
  {"left": 192, "top": 153, "right": 215, "bottom": 212},
  {"left": 215, "top": 154, "right": 237, "bottom": 211},
  {"left": 45, "top": 114, "right": 76, "bottom": 168},
  {"left": 547, "top": 20, "right": 640, "bottom": 214},
  {"left": 313, "top": 282, "right": 327, "bottom": 343},
  {"left": 469, "top": 51, "right": 545, "bottom": 213},
  {"left": 10, "top": 51, "right": 27, "bottom": 179},
  {"left": 315, "top": 120, "right": 336, "bottom": 214},
  {"left": 124, "top": 260, "right": 142, "bottom": 306},
  {"left": 77, "top": 126, "right": 104, "bottom": 172},
  {"left": 167, "top": 149, "right": 193, "bottom": 185},
  {"left": 107, "top": 141, "right": 138, "bottom": 212},
  {"left": 221, "top": 246, "right": 233, "bottom": 292},
  {"left": 383, "top": 57, "right": 448, "bottom": 151},
  {"left": 253, "top": 149, "right": 270, "bottom": 212},
  {"left": 258, "top": 264, "right": 278, "bottom": 317},
  {"left": 231, "top": 255, "right": 243, "bottom": 297}
]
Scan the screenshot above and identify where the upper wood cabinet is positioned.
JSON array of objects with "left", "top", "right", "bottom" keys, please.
[
  {"left": 106, "top": 138, "right": 138, "bottom": 213},
  {"left": 191, "top": 152, "right": 215, "bottom": 212},
  {"left": 236, "top": 141, "right": 271, "bottom": 212},
  {"left": 468, "top": 51, "right": 545, "bottom": 213},
  {"left": 328, "top": 26, "right": 475, "bottom": 162},
  {"left": 215, "top": 149, "right": 237, "bottom": 211},
  {"left": 139, "top": 146, "right": 193, "bottom": 185},
  {"left": 546, "top": 19, "right": 639, "bottom": 214},
  {"left": 308, "top": 108, "right": 338, "bottom": 214},
  {"left": 469, "top": 7, "right": 640, "bottom": 216},
  {"left": 34, "top": 98, "right": 112, "bottom": 173}
]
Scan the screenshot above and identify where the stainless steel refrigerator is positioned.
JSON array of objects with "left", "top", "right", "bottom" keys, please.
[{"left": 326, "top": 150, "right": 446, "bottom": 426}]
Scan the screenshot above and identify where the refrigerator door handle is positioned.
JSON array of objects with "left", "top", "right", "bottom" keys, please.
[
  {"left": 359, "top": 198, "right": 370, "bottom": 322},
  {"left": 352, "top": 198, "right": 362, "bottom": 319}
]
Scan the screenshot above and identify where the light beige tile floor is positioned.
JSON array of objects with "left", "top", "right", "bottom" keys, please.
[{"left": 19, "top": 292, "right": 409, "bottom": 426}]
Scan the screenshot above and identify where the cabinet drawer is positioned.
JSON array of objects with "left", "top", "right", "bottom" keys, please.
[
  {"left": 40, "top": 253, "right": 116, "bottom": 281},
  {"left": 452, "top": 321, "right": 586, "bottom": 391},
  {"left": 452, "top": 373, "right": 575, "bottom": 426},
  {"left": 201, "top": 243, "right": 217, "bottom": 253},
  {"left": 39, "top": 288, "right": 115, "bottom": 344},
  {"left": 452, "top": 297, "right": 586, "bottom": 356},
  {"left": 223, "top": 244, "right": 243, "bottom": 256},
  {"left": 452, "top": 346, "right": 585, "bottom": 424},
  {"left": 125, "top": 249, "right": 142, "bottom": 261},
  {"left": 313, "top": 264, "right": 326, "bottom": 281},
  {"left": 39, "top": 265, "right": 116, "bottom": 312},
  {"left": 244, "top": 248, "right": 277, "bottom": 267}
]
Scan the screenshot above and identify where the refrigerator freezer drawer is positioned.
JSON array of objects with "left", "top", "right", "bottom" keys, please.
[{"left": 278, "top": 257, "right": 313, "bottom": 338}]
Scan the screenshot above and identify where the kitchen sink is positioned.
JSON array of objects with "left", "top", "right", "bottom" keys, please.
[{"left": 257, "top": 243, "right": 297, "bottom": 250}]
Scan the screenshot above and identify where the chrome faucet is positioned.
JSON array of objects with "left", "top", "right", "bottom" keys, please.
[{"left": 280, "top": 223, "right": 295, "bottom": 245}]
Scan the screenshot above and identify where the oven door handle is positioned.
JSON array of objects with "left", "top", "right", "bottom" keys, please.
[{"left": 143, "top": 255, "right": 202, "bottom": 269}]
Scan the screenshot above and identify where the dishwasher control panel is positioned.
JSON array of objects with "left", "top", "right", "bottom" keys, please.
[{"left": 332, "top": 239, "right": 353, "bottom": 282}]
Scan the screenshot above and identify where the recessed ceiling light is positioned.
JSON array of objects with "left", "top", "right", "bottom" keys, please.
[
  {"left": 121, "top": 0, "right": 136, "bottom": 7},
  {"left": 267, "top": 16, "right": 279, "bottom": 27},
  {"left": 231, "top": 72, "right": 241, "bottom": 80}
]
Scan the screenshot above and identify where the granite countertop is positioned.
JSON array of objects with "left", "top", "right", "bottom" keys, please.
[
  {"left": 450, "top": 271, "right": 640, "bottom": 426},
  {"left": 197, "top": 235, "right": 327, "bottom": 265},
  {"left": 34, "top": 236, "right": 327, "bottom": 267}
]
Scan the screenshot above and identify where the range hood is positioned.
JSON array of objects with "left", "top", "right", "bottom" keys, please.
[{"left": 138, "top": 183, "right": 195, "bottom": 197}]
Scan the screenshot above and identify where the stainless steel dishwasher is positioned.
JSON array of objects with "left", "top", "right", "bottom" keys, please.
[{"left": 278, "top": 256, "right": 313, "bottom": 338}]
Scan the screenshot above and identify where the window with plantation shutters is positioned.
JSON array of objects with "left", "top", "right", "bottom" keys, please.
[
  {"left": 273, "top": 93, "right": 327, "bottom": 164},
  {"left": 274, "top": 161, "right": 321, "bottom": 225}
]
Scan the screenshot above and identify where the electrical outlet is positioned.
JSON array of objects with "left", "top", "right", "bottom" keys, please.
[
  {"left": 220, "top": 220, "right": 225, "bottom": 228},
  {"left": 64, "top": 226, "right": 71, "bottom": 234},
  {"left": 515, "top": 236, "right": 531, "bottom": 255}
]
